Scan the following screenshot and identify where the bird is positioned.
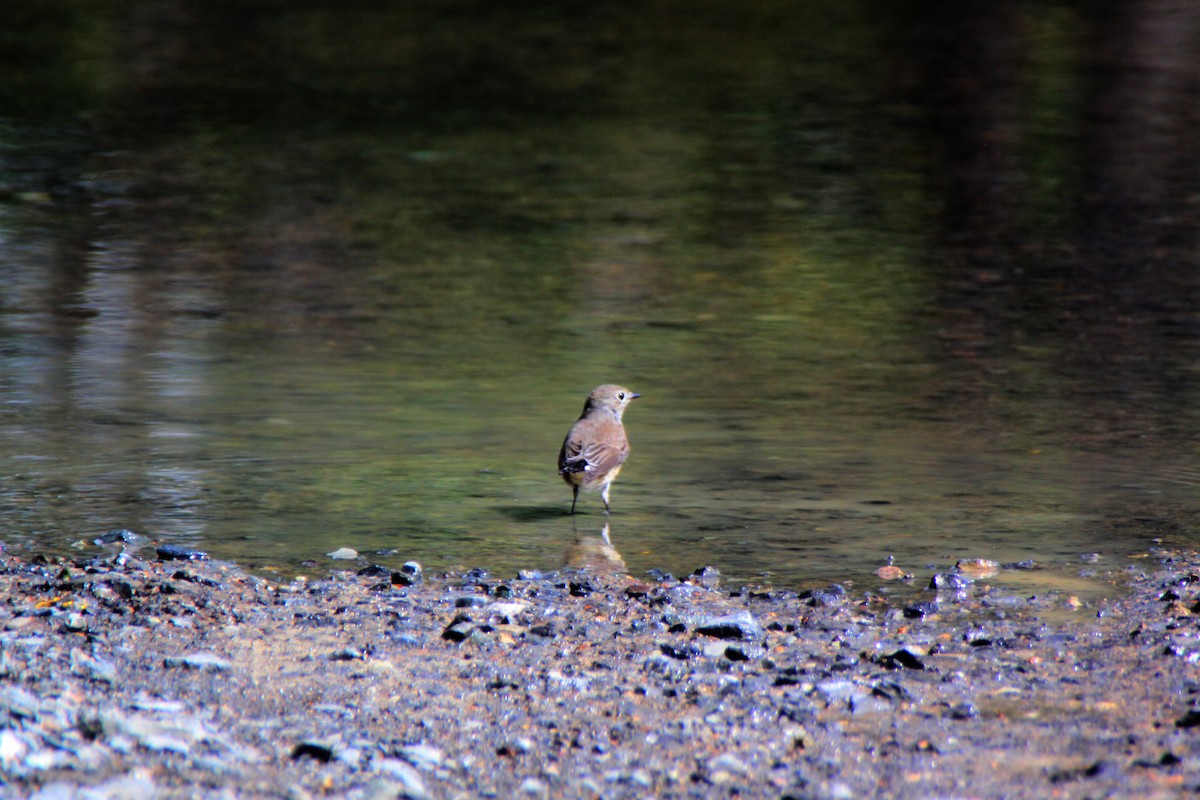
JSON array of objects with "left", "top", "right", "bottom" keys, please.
[{"left": 557, "top": 384, "right": 640, "bottom": 514}]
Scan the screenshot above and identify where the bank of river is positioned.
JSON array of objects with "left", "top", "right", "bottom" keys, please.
[{"left": 2, "top": 543, "right": 1200, "bottom": 799}]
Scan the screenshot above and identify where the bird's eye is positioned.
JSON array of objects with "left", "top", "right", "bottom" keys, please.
[{"left": 618, "top": 392, "right": 625, "bottom": 400}]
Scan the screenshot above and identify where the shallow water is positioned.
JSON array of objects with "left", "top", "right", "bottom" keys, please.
[{"left": 2, "top": 1, "right": 1199, "bottom": 593}]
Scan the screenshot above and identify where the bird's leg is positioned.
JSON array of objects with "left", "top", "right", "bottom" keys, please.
[
  {"left": 570, "top": 485, "right": 579, "bottom": 515},
  {"left": 601, "top": 483, "right": 612, "bottom": 514}
]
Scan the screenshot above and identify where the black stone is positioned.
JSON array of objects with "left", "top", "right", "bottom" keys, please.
[
  {"left": 156, "top": 544, "right": 208, "bottom": 561},
  {"left": 291, "top": 742, "right": 334, "bottom": 762}
]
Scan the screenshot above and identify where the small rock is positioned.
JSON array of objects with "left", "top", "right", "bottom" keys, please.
[
  {"left": 156, "top": 544, "right": 208, "bottom": 561},
  {"left": 691, "top": 566, "right": 721, "bottom": 589},
  {"left": 519, "top": 777, "right": 548, "bottom": 796},
  {"left": 814, "top": 679, "right": 860, "bottom": 702},
  {"left": 70, "top": 649, "right": 117, "bottom": 683},
  {"left": 292, "top": 742, "right": 335, "bottom": 762},
  {"left": 874, "top": 565, "right": 908, "bottom": 581},
  {"left": 483, "top": 601, "right": 529, "bottom": 620},
  {"left": 0, "top": 729, "right": 27, "bottom": 766},
  {"left": 904, "top": 601, "right": 939, "bottom": 619},
  {"left": 880, "top": 648, "right": 925, "bottom": 670},
  {"left": 374, "top": 760, "right": 431, "bottom": 799},
  {"left": 398, "top": 743, "right": 443, "bottom": 770},
  {"left": 801, "top": 591, "right": 838, "bottom": 608},
  {"left": 358, "top": 779, "right": 410, "bottom": 800},
  {"left": 947, "top": 702, "right": 979, "bottom": 720},
  {"left": 1175, "top": 710, "right": 1200, "bottom": 729},
  {"left": 929, "top": 573, "right": 972, "bottom": 592},
  {"left": 442, "top": 615, "right": 474, "bottom": 642},
  {"left": 498, "top": 736, "right": 534, "bottom": 756},
  {"left": 825, "top": 781, "right": 854, "bottom": 800},
  {"left": 329, "top": 648, "right": 364, "bottom": 661},
  {"left": 163, "top": 652, "right": 233, "bottom": 672},
  {"left": 709, "top": 752, "right": 749, "bottom": 773},
  {"left": 326, "top": 547, "right": 359, "bottom": 560},
  {"left": 696, "top": 611, "right": 762, "bottom": 641},
  {"left": 95, "top": 529, "right": 150, "bottom": 548},
  {"left": 955, "top": 558, "right": 1000, "bottom": 579}
]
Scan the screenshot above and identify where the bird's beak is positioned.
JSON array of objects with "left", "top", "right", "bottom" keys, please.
[{"left": 630, "top": 393, "right": 641, "bottom": 399}]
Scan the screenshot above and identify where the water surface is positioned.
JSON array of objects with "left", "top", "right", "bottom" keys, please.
[{"left": 2, "top": 1, "right": 1199, "bottom": 595}]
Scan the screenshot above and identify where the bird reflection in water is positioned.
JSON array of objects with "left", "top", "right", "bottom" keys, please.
[{"left": 562, "top": 522, "right": 626, "bottom": 575}]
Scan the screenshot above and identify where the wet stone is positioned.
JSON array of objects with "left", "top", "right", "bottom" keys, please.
[
  {"left": 874, "top": 565, "right": 908, "bottom": 581},
  {"left": 95, "top": 529, "right": 149, "bottom": 548},
  {"left": 955, "top": 558, "right": 1001, "bottom": 579},
  {"left": 696, "top": 611, "right": 762, "bottom": 641},
  {"left": 156, "top": 544, "right": 208, "bottom": 561},
  {"left": 929, "top": 573, "right": 972, "bottom": 592},
  {"left": 904, "top": 601, "right": 939, "bottom": 619},
  {"left": 691, "top": 566, "right": 721, "bottom": 589}
]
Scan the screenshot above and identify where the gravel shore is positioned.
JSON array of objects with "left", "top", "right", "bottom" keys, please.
[{"left": 3, "top": 542, "right": 1200, "bottom": 799}]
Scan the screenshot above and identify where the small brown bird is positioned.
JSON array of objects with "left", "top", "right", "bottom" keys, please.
[{"left": 557, "top": 384, "right": 640, "bottom": 514}]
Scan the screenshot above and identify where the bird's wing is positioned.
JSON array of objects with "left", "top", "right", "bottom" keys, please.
[{"left": 559, "top": 422, "right": 628, "bottom": 480}]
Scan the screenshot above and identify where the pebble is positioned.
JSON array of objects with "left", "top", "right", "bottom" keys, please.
[
  {"left": 94, "top": 529, "right": 151, "bottom": 549},
  {"left": 955, "top": 558, "right": 1000, "bottom": 579},
  {"left": 398, "top": 743, "right": 444, "bottom": 770},
  {"left": 0, "top": 729, "right": 27, "bottom": 765},
  {"left": 814, "top": 679, "right": 863, "bottom": 704},
  {"left": 708, "top": 751, "right": 750, "bottom": 776},
  {"left": 519, "top": 777, "right": 548, "bottom": 797},
  {"left": 695, "top": 611, "right": 763, "bottom": 641},
  {"left": 484, "top": 601, "right": 530, "bottom": 619},
  {"left": 359, "top": 779, "right": 411, "bottom": 800},
  {"left": 70, "top": 648, "right": 117, "bottom": 683},
  {"left": 874, "top": 565, "right": 908, "bottom": 580},
  {"left": 691, "top": 566, "right": 721, "bottom": 589},
  {"left": 327, "top": 547, "right": 359, "bottom": 560},
  {"left": 156, "top": 544, "right": 208, "bottom": 561},
  {"left": 163, "top": 652, "right": 233, "bottom": 671},
  {"left": 903, "top": 601, "right": 939, "bottom": 618},
  {"left": 929, "top": 573, "right": 972, "bottom": 592}
]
